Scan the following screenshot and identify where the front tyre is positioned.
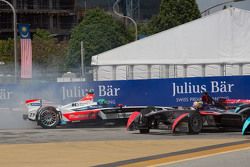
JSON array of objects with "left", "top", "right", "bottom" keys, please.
[
  {"left": 38, "top": 107, "right": 60, "bottom": 129},
  {"left": 188, "top": 112, "right": 203, "bottom": 134}
]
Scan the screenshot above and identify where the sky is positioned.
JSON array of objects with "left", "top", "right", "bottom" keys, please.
[{"left": 196, "top": 0, "right": 250, "bottom": 14}]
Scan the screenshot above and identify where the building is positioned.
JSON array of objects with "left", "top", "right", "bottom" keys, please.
[
  {"left": 0, "top": 0, "right": 78, "bottom": 39},
  {"left": 78, "top": 0, "right": 161, "bottom": 21},
  {"left": 0, "top": 0, "right": 161, "bottom": 39},
  {"left": 91, "top": 8, "right": 250, "bottom": 81}
]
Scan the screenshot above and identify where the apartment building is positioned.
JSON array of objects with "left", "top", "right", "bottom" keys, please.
[
  {"left": 0, "top": 0, "right": 161, "bottom": 39},
  {"left": 0, "top": 0, "right": 77, "bottom": 39}
]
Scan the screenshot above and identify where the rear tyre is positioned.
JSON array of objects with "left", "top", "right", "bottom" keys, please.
[
  {"left": 188, "top": 112, "right": 203, "bottom": 134},
  {"left": 239, "top": 108, "right": 250, "bottom": 123},
  {"left": 139, "top": 129, "right": 150, "bottom": 134},
  {"left": 38, "top": 107, "right": 60, "bottom": 129},
  {"left": 128, "top": 122, "right": 137, "bottom": 131}
]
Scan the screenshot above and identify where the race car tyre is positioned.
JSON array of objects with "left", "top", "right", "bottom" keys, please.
[
  {"left": 153, "top": 120, "right": 159, "bottom": 129},
  {"left": 188, "top": 112, "right": 203, "bottom": 134},
  {"left": 128, "top": 122, "right": 137, "bottom": 131},
  {"left": 38, "top": 107, "right": 60, "bottom": 129},
  {"left": 238, "top": 107, "right": 250, "bottom": 123},
  {"left": 139, "top": 128, "right": 150, "bottom": 134}
]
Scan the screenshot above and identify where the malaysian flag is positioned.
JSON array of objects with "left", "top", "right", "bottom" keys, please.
[{"left": 18, "top": 24, "right": 32, "bottom": 78}]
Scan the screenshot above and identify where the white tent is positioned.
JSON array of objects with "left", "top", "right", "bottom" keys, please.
[{"left": 91, "top": 8, "right": 250, "bottom": 80}]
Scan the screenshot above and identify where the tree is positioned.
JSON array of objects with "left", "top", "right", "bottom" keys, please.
[
  {"left": 32, "top": 29, "right": 68, "bottom": 71},
  {"left": 137, "top": 22, "right": 151, "bottom": 39},
  {"left": 149, "top": 0, "right": 201, "bottom": 34},
  {"left": 0, "top": 39, "right": 14, "bottom": 63},
  {"left": 67, "top": 8, "right": 133, "bottom": 69}
]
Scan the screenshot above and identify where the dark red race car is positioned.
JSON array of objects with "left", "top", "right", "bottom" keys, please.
[{"left": 127, "top": 99, "right": 250, "bottom": 135}]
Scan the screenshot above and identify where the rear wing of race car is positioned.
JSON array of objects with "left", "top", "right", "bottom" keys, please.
[
  {"left": 25, "top": 99, "right": 42, "bottom": 108},
  {"left": 219, "top": 99, "right": 250, "bottom": 106},
  {"left": 24, "top": 99, "right": 42, "bottom": 120}
]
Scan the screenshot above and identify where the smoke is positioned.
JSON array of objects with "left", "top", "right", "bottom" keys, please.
[
  {"left": 0, "top": 83, "right": 45, "bottom": 129},
  {"left": 0, "top": 85, "right": 60, "bottom": 129},
  {"left": 0, "top": 60, "right": 92, "bottom": 129},
  {"left": 0, "top": 109, "right": 37, "bottom": 129},
  {"left": 0, "top": 64, "right": 66, "bottom": 129}
]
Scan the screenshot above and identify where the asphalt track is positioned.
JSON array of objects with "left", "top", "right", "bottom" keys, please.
[
  {"left": 1, "top": 110, "right": 250, "bottom": 167},
  {"left": 0, "top": 127, "right": 250, "bottom": 167},
  {"left": 158, "top": 148, "right": 250, "bottom": 167}
]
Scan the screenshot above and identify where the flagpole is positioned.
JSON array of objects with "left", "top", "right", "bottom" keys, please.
[
  {"left": 0, "top": 0, "right": 17, "bottom": 82},
  {"left": 81, "top": 41, "right": 85, "bottom": 79}
]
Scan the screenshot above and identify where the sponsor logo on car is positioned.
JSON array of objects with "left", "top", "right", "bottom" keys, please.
[{"left": 30, "top": 103, "right": 41, "bottom": 106}]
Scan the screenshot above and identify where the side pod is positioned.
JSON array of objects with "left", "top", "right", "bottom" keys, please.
[
  {"left": 127, "top": 111, "right": 140, "bottom": 131},
  {"left": 242, "top": 117, "right": 250, "bottom": 135}
]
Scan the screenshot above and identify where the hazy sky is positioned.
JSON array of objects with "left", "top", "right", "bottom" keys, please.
[{"left": 196, "top": 0, "right": 250, "bottom": 13}]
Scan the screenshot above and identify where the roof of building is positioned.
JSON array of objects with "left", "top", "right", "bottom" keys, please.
[{"left": 92, "top": 8, "right": 250, "bottom": 66}]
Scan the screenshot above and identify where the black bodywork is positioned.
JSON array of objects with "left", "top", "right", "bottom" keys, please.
[{"left": 127, "top": 104, "right": 250, "bottom": 134}]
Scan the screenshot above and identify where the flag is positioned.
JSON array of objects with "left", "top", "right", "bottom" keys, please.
[{"left": 18, "top": 24, "right": 32, "bottom": 78}]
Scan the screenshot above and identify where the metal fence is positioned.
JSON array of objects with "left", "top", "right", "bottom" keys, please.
[
  {"left": 93, "top": 63, "right": 250, "bottom": 81},
  {"left": 2, "top": 63, "right": 250, "bottom": 83},
  {"left": 0, "top": 62, "right": 94, "bottom": 83}
]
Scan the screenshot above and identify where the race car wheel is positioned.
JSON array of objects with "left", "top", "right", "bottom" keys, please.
[
  {"left": 137, "top": 113, "right": 151, "bottom": 133},
  {"left": 139, "top": 128, "right": 150, "bottom": 134},
  {"left": 188, "top": 112, "right": 202, "bottom": 134},
  {"left": 239, "top": 108, "right": 250, "bottom": 123},
  {"left": 38, "top": 107, "right": 59, "bottom": 129}
]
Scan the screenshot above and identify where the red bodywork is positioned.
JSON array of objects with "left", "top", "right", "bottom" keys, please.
[
  {"left": 80, "top": 93, "right": 95, "bottom": 102},
  {"left": 172, "top": 113, "right": 189, "bottom": 133},
  {"left": 199, "top": 111, "right": 221, "bottom": 115},
  {"left": 126, "top": 111, "right": 140, "bottom": 129},
  {"left": 221, "top": 99, "right": 250, "bottom": 105},
  {"left": 63, "top": 109, "right": 100, "bottom": 121},
  {"left": 25, "top": 99, "right": 40, "bottom": 104}
]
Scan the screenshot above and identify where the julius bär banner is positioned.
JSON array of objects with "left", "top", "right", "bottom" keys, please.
[{"left": 1, "top": 75, "right": 250, "bottom": 108}]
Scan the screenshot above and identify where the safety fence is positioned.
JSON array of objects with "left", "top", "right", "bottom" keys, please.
[{"left": 93, "top": 64, "right": 250, "bottom": 81}]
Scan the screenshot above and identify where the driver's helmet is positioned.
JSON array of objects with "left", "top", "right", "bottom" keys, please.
[
  {"left": 193, "top": 101, "right": 203, "bottom": 109},
  {"left": 87, "top": 89, "right": 94, "bottom": 94},
  {"left": 97, "top": 98, "right": 108, "bottom": 105}
]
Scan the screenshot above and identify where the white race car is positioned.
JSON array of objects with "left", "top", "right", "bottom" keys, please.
[{"left": 23, "top": 92, "right": 168, "bottom": 129}]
